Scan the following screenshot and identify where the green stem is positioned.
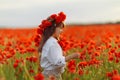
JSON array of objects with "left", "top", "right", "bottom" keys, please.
[{"left": 23, "top": 62, "right": 33, "bottom": 80}]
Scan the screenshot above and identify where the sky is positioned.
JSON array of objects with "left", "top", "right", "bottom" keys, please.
[{"left": 0, "top": 0, "right": 120, "bottom": 28}]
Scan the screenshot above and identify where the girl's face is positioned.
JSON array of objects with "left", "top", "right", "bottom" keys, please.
[{"left": 53, "top": 26, "right": 64, "bottom": 39}]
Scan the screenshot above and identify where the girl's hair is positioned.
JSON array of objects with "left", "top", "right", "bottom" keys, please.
[{"left": 38, "top": 17, "right": 64, "bottom": 53}]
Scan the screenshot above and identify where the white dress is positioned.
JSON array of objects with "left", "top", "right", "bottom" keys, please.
[{"left": 40, "top": 36, "right": 66, "bottom": 77}]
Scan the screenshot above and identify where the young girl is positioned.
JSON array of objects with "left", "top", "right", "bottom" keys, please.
[{"left": 38, "top": 12, "right": 80, "bottom": 80}]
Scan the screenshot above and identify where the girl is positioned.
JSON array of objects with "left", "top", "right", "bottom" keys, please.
[{"left": 38, "top": 12, "right": 80, "bottom": 80}]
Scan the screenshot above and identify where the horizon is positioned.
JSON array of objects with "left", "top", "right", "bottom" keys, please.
[{"left": 0, "top": 22, "right": 120, "bottom": 29}]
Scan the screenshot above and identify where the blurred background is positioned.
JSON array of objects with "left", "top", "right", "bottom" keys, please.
[
  {"left": 1, "top": 1, "right": 120, "bottom": 80},
  {"left": 0, "top": 0, "right": 120, "bottom": 28}
]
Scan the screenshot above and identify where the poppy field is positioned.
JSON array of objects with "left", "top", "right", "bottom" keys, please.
[{"left": 0, "top": 24, "right": 120, "bottom": 80}]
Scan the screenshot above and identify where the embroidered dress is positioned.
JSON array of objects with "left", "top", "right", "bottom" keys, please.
[{"left": 40, "top": 36, "right": 66, "bottom": 79}]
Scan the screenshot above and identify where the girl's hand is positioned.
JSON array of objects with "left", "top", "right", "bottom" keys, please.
[
  {"left": 72, "top": 52, "right": 80, "bottom": 59},
  {"left": 65, "top": 52, "right": 80, "bottom": 61}
]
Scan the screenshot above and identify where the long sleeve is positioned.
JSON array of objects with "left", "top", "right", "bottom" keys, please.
[{"left": 46, "top": 45, "right": 66, "bottom": 68}]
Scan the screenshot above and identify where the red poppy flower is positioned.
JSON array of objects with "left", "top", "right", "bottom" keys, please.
[
  {"left": 50, "top": 14, "right": 57, "bottom": 19},
  {"left": 111, "top": 75, "right": 120, "bottom": 80},
  {"left": 34, "top": 73, "right": 44, "bottom": 80},
  {"left": 67, "top": 60, "right": 76, "bottom": 73},
  {"left": 56, "top": 12, "right": 66, "bottom": 23},
  {"left": 42, "top": 20, "right": 52, "bottom": 28},
  {"left": 78, "top": 61, "right": 88, "bottom": 68},
  {"left": 13, "top": 62, "right": 18, "bottom": 69}
]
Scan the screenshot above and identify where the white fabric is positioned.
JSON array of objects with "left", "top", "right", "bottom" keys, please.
[{"left": 40, "top": 36, "right": 66, "bottom": 75}]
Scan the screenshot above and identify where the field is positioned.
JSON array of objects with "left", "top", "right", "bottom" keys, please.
[{"left": 0, "top": 24, "right": 120, "bottom": 80}]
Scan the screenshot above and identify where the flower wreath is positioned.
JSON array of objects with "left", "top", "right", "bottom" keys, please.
[
  {"left": 34, "top": 12, "right": 66, "bottom": 47},
  {"left": 37, "top": 12, "right": 66, "bottom": 36}
]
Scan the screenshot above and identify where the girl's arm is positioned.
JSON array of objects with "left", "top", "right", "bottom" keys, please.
[{"left": 65, "top": 53, "right": 80, "bottom": 62}]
